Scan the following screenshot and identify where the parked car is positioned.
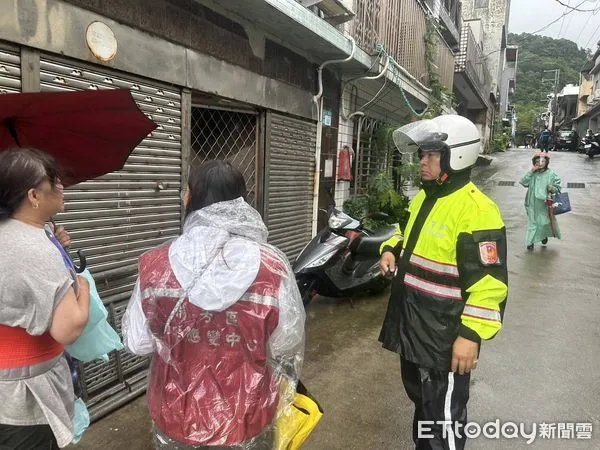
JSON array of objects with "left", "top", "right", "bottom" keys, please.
[{"left": 553, "top": 130, "right": 578, "bottom": 151}]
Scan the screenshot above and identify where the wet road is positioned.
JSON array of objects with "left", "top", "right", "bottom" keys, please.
[
  {"left": 301, "top": 149, "right": 600, "bottom": 450},
  {"left": 75, "top": 149, "right": 600, "bottom": 449}
]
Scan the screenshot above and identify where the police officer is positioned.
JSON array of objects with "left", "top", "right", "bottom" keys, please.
[{"left": 378, "top": 115, "right": 508, "bottom": 449}]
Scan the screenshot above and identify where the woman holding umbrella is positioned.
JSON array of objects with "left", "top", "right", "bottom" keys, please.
[
  {"left": 520, "top": 151, "right": 562, "bottom": 250},
  {"left": 0, "top": 148, "right": 91, "bottom": 449}
]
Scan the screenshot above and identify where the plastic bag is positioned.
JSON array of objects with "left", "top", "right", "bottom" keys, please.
[
  {"left": 71, "top": 398, "right": 91, "bottom": 444},
  {"left": 65, "top": 269, "right": 124, "bottom": 362},
  {"left": 274, "top": 381, "right": 324, "bottom": 450}
]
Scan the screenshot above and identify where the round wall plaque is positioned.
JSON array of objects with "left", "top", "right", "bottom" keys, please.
[{"left": 86, "top": 22, "right": 117, "bottom": 62}]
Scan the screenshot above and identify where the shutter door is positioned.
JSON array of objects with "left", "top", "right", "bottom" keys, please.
[
  {"left": 39, "top": 55, "right": 182, "bottom": 418},
  {"left": 265, "top": 112, "right": 316, "bottom": 261},
  {"left": 0, "top": 47, "right": 21, "bottom": 94}
]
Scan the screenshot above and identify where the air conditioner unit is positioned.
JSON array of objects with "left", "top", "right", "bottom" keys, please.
[{"left": 297, "top": 0, "right": 355, "bottom": 25}]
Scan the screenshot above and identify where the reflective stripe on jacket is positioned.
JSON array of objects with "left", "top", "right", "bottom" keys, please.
[{"left": 379, "top": 180, "right": 508, "bottom": 370}]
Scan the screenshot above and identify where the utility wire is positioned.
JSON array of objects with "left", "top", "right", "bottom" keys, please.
[
  {"left": 583, "top": 20, "right": 600, "bottom": 48},
  {"left": 575, "top": 9, "right": 595, "bottom": 43},
  {"left": 557, "top": 0, "right": 570, "bottom": 38},
  {"left": 530, "top": 0, "right": 588, "bottom": 35},
  {"left": 553, "top": 0, "right": 600, "bottom": 12},
  {"left": 478, "top": 0, "right": 589, "bottom": 62}
]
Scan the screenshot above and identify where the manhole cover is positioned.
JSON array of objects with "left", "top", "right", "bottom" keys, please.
[
  {"left": 567, "top": 182, "right": 585, "bottom": 189},
  {"left": 498, "top": 181, "right": 515, "bottom": 186}
]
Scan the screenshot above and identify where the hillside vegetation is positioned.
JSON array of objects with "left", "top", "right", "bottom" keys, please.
[{"left": 508, "top": 33, "right": 590, "bottom": 134}]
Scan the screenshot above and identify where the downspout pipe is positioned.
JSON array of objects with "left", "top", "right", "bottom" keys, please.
[
  {"left": 311, "top": 37, "right": 356, "bottom": 237},
  {"left": 341, "top": 55, "right": 390, "bottom": 121}
]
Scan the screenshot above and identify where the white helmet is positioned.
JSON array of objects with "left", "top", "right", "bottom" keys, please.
[{"left": 392, "top": 115, "right": 481, "bottom": 172}]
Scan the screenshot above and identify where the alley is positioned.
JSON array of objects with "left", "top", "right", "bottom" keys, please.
[
  {"left": 74, "top": 149, "right": 600, "bottom": 449},
  {"left": 303, "top": 149, "right": 600, "bottom": 449}
]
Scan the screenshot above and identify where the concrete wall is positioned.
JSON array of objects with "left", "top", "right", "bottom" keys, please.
[
  {"left": 462, "top": 0, "right": 510, "bottom": 96},
  {"left": 63, "top": 0, "right": 317, "bottom": 93},
  {"left": 464, "top": 19, "right": 484, "bottom": 47},
  {"left": 335, "top": 101, "right": 355, "bottom": 209},
  {"left": 578, "top": 77, "right": 594, "bottom": 116},
  {"left": 0, "top": 0, "right": 317, "bottom": 120},
  {"left": 500, "top": 66, "right": 515, "bottom": 114},
  {"left": 591, "top": 114, "right": 600, "bottom": 133}
]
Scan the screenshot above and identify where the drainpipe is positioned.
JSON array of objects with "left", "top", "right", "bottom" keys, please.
[
  {"left": 311, "top": 37, "right": 356, "bottom": 236},
  {"left": 341, "top": 55, "right": 390, "bottom": 121}
]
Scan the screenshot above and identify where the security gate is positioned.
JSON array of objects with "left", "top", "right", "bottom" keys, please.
[
  {"left": 0, "top": 46, "right": 21, "bottom": 94},
  {"left": 190, "top": 106, "right": 259, "bottom": 206},
  {"left": 352, "top": 118, "right": 400, "bottom": 197},
  {"left": 353, "top": 117, "right": 380, "bottom": 196},
  {"left": 39, "top": 55, "right": 183, "bottom": 419},
  {"left": 265, "top": 112, "right": 316, "bottom": 261}
]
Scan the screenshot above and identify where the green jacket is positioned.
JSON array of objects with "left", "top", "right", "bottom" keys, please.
[{"left": 520, "top": 169, "right": 561, "bottom": 244}]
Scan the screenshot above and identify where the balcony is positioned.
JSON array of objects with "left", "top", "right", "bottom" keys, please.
[
  {"left": 453, "top": 24, "right": 489, "bottom": 110},
  {"left": 197, "top": 0, "right": 432, "bottom": 109},
  {"left": 578, "top": 79, "right": 593, "bottom": 101},
  {"left": 588, "top": 89, "right": 600, "bottom": 106},
  {"left": 350, "top": 0, "right": 455, "bottom": 90},
  {"left": 423, "top": 0, "right": 462, "bottom": 50}
]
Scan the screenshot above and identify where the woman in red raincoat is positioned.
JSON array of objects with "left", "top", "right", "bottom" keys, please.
[{"left": 123, "top": 160, "right": 305, "bottom": 449}]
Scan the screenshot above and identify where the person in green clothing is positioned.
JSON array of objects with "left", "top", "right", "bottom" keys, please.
[{"left": 520, "top": 152, "right": 562, "bottom": 250}]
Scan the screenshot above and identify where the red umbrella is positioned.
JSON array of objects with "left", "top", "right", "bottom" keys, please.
[
  {"left": 546, "top": 197, "right": 557, "bottom": 237},
  {"left": 0, "top": 89, "right": 157, "bottom": 186}
]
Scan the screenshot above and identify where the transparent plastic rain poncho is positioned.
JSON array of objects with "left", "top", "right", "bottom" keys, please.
[{"left": 122, "top": 197, "right": 306, "bottom": 449}]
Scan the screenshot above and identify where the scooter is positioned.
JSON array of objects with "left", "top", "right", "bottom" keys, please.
[
  {"left": 583, "top": 132, "right": 600, "bottom": 158},
  {"left": 293, "top": 208, "right": 399, "bottom": 306}
]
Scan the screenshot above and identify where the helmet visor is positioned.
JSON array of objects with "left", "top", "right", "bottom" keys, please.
[{"left": 392, "top": 120, "right": 449, "bottom": 155}]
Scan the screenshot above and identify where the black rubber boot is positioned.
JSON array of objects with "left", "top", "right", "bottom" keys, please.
[{"left": 542, "top": 238, "right": 548, "bottom": 245}]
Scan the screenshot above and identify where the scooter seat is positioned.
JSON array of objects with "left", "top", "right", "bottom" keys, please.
[{"left": 351, "top": 225, "right": 398, "bottom": 256}]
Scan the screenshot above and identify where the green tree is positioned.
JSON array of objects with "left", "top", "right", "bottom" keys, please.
[{"left": 508, "top": 33, "right": 589, "bottom": 135}]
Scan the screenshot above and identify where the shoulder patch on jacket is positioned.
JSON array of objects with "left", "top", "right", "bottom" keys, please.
[{"left": 478, "top": 241, "right": 500, "bottom": 266}]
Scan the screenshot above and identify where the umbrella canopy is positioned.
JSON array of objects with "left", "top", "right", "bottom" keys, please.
[{"left": 0, "top": 89, "right": 157, "bottom": 187}]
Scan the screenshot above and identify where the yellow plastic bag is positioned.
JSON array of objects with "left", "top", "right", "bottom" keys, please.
[{"left": 275, "top": 381, "right": 324, "bottom": 450}]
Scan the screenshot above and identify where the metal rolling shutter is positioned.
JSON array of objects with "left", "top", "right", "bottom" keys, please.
[
  {"left": 39, "top": 55, "right": 182, "bottom": 418},
  {"left": 0, "top": 47, "right": 21, "bottom": 94},
  {"left": 265, "top": 112, "right": 316, "bottom": 261}
]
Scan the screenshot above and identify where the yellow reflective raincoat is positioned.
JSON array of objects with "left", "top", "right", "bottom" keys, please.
[{"left": 379, "top": 176, "right": 508, "bottom": 370}]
